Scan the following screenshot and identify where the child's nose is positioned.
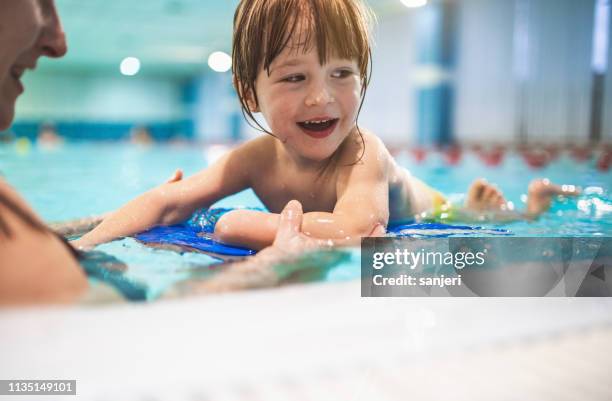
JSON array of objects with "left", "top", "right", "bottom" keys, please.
[{"left": 305, "top": 84, "right": 335, "bottom": 107}]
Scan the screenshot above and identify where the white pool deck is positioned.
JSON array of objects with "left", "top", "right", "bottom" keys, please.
[{"left": 1, "top": 280, "right": 612, "bottom": 401}]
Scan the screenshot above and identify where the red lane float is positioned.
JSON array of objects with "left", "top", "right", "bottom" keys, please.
[
  {"left": 443, "top": 146, "right": 462, "bottom": 165},
  {"left": 477, "top": 145, "right": 505, "bottom": 166},
  {"left": 597, "top": 149, "right": 612, "bottom": 172},
  {"left": 569, "top": 144, "right": 593, "bottom": 162},
  {"left": 544, "top": 144, "right": 560, "bottom": 161},
  {"left": 521, "top": 148, "right": 551, "bottom": 169},
  {"left": 411, "top": 147, "right": 427, "bottom": 163}
]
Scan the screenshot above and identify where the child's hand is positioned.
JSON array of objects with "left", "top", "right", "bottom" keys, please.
[{"left": 70, "top": 169, "right": 185, "bottom": 251}]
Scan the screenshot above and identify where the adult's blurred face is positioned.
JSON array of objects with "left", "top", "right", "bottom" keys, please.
[{"left": 0, "top": 0, "right": 67, "bottom": 130}]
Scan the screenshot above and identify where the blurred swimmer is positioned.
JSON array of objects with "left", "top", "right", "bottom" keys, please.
[
  {"left": 37, "top": 121, "right": 64, "bottom": 148},
  {"left": 130, "top": 125, "right": 154, "bottom": 146}
]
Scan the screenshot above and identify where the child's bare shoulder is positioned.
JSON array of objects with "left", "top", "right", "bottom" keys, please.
[
  {"left": 337, "top": 128, "right": 391, "bottom": 168},
  {"left": 228, "top": 135, "right": 275, "bottom": 175},
  {"left": 229, "top": 135, "right": 276, "bottom": 164}
]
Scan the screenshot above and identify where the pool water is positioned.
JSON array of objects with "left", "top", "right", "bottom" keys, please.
[{"left": 1, "top": 142, "right": 610, "bottom": 300}]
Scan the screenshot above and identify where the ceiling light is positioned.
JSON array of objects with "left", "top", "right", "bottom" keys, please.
[
  {"left": 208, "top": 51, "right": 232, "bottom": 73},
  {"left": 120, "top": 57, "right": 141, "bottom": 76},
  {"left": 400, "top": 0, "right": 428, "bottom": 8}
]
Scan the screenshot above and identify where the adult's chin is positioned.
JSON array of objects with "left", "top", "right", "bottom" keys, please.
[{"left": 0, "top": 105, "right": 15, "bottom": 131}]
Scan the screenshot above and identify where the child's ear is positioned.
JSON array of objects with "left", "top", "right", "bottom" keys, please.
[
  {"left": 245, "top": 91, "right": 260, "bottom": 113},
  {"left": 233, "top": 75, "right": 260, "bottom": 113}
]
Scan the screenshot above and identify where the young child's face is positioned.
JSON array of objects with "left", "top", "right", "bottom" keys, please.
[{"left": 253, "top": 42, "right": 362, "bottom": 163}]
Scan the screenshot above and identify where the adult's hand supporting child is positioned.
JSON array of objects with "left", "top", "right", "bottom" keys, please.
[
  {"left": 213, "top": 207, "right": 387, "bottom": 251},
  {"left": 166, "top": 199, "right": 336, "bottom": 295}
]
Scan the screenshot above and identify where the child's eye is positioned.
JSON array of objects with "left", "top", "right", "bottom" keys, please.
[
  {"left": 282, "top": 74, "right": 305, "bottom": 83},
  {"left": 332, "top": 69, "right": 354, "bottom": 79}
]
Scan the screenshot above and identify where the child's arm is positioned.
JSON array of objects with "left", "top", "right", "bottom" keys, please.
[
  {"left": 302, "top": 142, "right": 389, "bottom": 241},
  {"left": 73, "top": 146, "right": 252, "bottom": 248}
]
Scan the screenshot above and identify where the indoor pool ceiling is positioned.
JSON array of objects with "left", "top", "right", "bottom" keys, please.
[{"left": 41, "top": 0, "right": 421, "bottom": 77}]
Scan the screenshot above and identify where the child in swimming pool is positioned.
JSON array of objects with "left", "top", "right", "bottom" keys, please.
[{"left": 73, "top": 0, "right": 577, "bottom": 251}]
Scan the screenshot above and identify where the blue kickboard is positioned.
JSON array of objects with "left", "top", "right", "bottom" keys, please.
[
  {"left": 134, "top": 209, "right": 511, "bottom": 256},
  {"left": 134, "top": 225, "right": 256, "bottom": 257}
]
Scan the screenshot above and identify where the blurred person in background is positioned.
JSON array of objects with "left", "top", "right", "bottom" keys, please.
[
  {"left": 37, "top": 121, "right": 64, "bottom": 148},
  {"left": 130, "top": 125, "right": 154, "bottom": 146}
]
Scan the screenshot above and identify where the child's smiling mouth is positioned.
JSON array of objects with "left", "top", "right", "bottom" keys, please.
[{"left": 296, "top": 118, "right": 339, "bottom": 139}]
